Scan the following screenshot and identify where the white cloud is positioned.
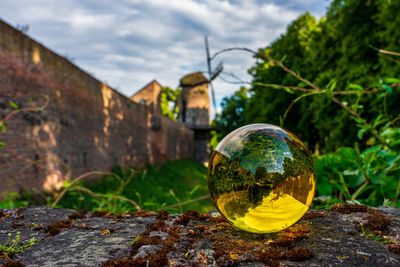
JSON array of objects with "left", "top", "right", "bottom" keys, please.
[{"left": 0, "top": 0, "right": 331, "bottom": 119}]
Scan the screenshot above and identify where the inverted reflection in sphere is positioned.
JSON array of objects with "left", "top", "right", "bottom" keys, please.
[{"left": 207, "top": 124, "right": 316, "bottom": 233}]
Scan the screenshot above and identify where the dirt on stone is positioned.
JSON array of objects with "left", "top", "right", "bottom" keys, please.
[
  {"left": 45, "top": 218, "right": 90, "bottom": 236},
  {"left": 329, "top": 204, "right": 399, "bottom": 257},
  {"left": 387, "top": 244, "right": 400, "bottom": 256},
  {"left": 361, "top": 208, "right": 391, "bottom": 232},
  {"left": 68, "top": 211, "right": 88, "bottom": 220},
  {"left": 90, "top": 211, "right": 119, "bottom": 218},
  {"left": 300, "top": 210, "right": 325, "bottom": 220},
  {"left": 102, "top": 209, "right": 314, "bottom": 267},
  {"left": 1, "top": 260, "right": 24, "bottom": 267},
  {"left": 2, "top": 205, "right": 399, "bottom": 266},
  {"left": 45, "top": 219, "right": 74, "bottom": 236},
  {"left": 329, "top": 203, "right": 369, "bottom": 214}
]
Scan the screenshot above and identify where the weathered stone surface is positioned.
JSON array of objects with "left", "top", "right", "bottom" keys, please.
[{"left": 0, "top": 206, "right": 399, "bottom": 266}]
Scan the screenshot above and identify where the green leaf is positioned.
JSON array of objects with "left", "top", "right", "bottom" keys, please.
[
  {"left": 384, "top": 78, "right": 400, "bottom": 84},
  {"left": 357, "top": 128, "right": 368, "bottom": 140},
  {"left": 284, "top": 87, "right": 294, "bottom": 94},
  {"left": 380, "top": 128, "right": 396, "bottom": 138},
  {"left": 1, "top": 123, "right": 6, "bottom": 133},
  {"left": 0, "top": 142, "right": 4, "bottom": 147},
  {"left": 348, "top": 83, "right": 363, "bottom": 91},
  {"left": 372, "top": 114, "right": 387, "bottom": 128},
  {"left": 9, "top": 101, "right": 19, "bottom": 109},
  {"left": 316, "top": 176, "right": 332, "bottom": 196},
  {"left": 343, "top": 169, "right": 358, "bottom": 176},
  {"left": 327, "top": 79, "right": 337, "bottom": 92},
  {"left": 62, "top": 181, "right": 72, "bottom": 188},
  {"left": 189, "top": 185, "right": 200, "bottom": 196},
  {"left": 382, "top": 84, "right": 392, "bottom": 94},
  {"left": 361, "top": 146, "right": 380, "bottom": 166},
  {"left": 352, "top": 116, "right": 367, "bottom": 124},
  {"left": 369, "top": 170, "right": 386, "bottom": 185},
  {"left": 337, "top": 147, "right": 357, "bottom": 160},
  {"left": 333, "top": 182, "right": 344, "bottom": 191},
  {"left": 365, "top": 189, "right": 384, "bottom": 206}
]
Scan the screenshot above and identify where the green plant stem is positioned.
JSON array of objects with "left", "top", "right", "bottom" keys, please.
[
  {"left": 386, "top": 114, "right": 400, "bottom": 128},
  {"left": 338, "top": 172, "right": 351, "bottom": 200},
  {"left": 115, "top": 169, "right": 140, "bottom": 195},
  {"left": 392, "top": 178, "right": 400, "bottom": 207},
  {"left": 379, "top": 49, "right": 400, "bottom": 57},
  {"left": 51, "top": 171, "right": 115, "bottom": 207},
  {"left": 169, "top": 189, "right": 183, "bottom": 214},
  {"left": 157, "top": 195, "right": 210, "bottom": 211},
  {"left": 250, "top": 82, "right": 381, "bottom": 95},
  {"left": 252, "top": 82, "right": 315, "bottom": 93},
  {"left": 351, "top": 181, "right": 369, "bottom": 201},
  {"left": 384, "top": 93, "right": 388, "bottom": 118},
  {"left": 0, "top": 95, "right": 49, "bottom": 127},
  {"left": 280, "top": 91, "right": 321, "bottom": 127},
  {"left": 71, "top": 186, "right": 142, "bottom": 211}
]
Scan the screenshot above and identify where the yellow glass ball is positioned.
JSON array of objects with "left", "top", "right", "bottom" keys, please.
[{"left": 207, "top": 124, "right": 316, "bottom": 233}]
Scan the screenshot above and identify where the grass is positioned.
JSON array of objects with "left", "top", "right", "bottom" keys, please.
[
  {"left": 0, "top": 224, "right": 40, "bottom": 259},
  {"left": 56, "top": 159, "right": 214, "bottom": 214},
  {"left": 359, "top": 223, "right": 398, "bottom": 245}
]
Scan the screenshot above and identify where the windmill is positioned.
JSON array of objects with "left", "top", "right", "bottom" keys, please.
[{"left": 204, "top": 36, "right": 223, "bottom": 112}]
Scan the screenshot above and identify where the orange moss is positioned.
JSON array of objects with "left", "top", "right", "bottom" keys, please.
[
  {"left": 363, "top": 209, "right": 391, "bottom": 232},
  {"left": 156, "top": 211, "right": 170, "bottom": 220},
  {"left": 103, "top": 210, "right": 314, "bottom": 266},
  {"left": 129, "top": 210, "right": 157, "bottom": 217},
  {"left": 45, "top": 218, "right": 91, "bottom": 236},
  {"left": 45, "top": 219, "right": 74, "bottom": 236},
  {"left": 283, "top": 248, "right": 313, "bottom": 261}
]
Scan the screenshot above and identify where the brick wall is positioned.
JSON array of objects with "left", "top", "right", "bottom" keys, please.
[{"left": 0, "top": 20, "right": 194, "bottom": 195}]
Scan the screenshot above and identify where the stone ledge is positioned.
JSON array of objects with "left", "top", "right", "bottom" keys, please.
[{"left": 0, "top": 205, "right": 399, "bottom": 266}]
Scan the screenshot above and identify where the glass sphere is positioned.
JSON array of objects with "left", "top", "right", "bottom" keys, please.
[{"left": 207, "top": 124, "right": 316, "bottom": 233}]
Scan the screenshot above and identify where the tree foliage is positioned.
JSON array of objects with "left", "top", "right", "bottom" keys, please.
[
  {"left": 214, "top": 0, "right": 400, "bottom": 153},
  {"left": 160, "top": 86, "right": 180, "bottom": 121},
  {"left": 211, "top": 0, "right": 400, "bottom": 207},
  {"left": 210, "top": 87, "right": 249, "bottom": 149}
]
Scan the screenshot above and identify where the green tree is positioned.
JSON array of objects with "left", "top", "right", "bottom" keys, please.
[
  {"left": 304, "top": 0, "right": 400, "bottom": 151},
  {"left": 214, "top": 0, "right": 400, "bottom": 153},
  {"left": 160, "top": 86, "right": 180, "bottom": 121},
  {"left": 375, "top": 0, "right": 400, "bottom": 77},
  {"left": 245, "top": 12, "right": 320, "bottom": 150},
  {"left": 210, "top": 87, "right": 249, "bottom": 149}
]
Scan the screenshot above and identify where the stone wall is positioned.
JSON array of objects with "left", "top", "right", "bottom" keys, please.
[{"left": 0, "top": 19, "right": 194, "bottom": 195}]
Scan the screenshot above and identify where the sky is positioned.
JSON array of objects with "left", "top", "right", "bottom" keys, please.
[{"left": 0, "top": 0, "right": 332, "bottom": 117}]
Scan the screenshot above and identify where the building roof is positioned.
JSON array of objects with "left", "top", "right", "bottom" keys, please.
[
  {"left": 131, "top": 80, "right": 162, "bottom": 98},
  {"left": 130, "top": 80, "right": 162, "bottom": 111},
  {"left": 180, "top": 72, "right": 208, "bottom": 87}
]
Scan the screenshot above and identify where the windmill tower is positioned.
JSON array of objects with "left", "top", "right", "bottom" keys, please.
[
  {"left": 178, "top": 72, "right": 210, "bottom": 163},
  {"left": 177, "top": 37, "right": 222, "bottom": 164}
]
